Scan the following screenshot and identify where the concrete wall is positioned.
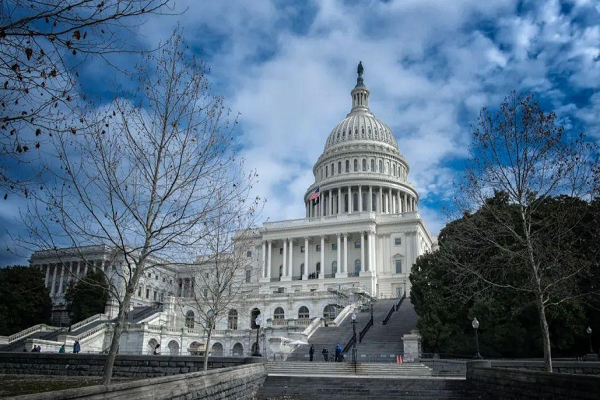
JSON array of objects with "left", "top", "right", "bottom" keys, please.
[
  {"left": 467, "top": 361, "right": 600, "bottom": 400},
  {"left": 12, "top": 363, "right": 266, "bottom": 400},
  {"left": 0, "top": 353, "right": 260, "bottom": 378}
]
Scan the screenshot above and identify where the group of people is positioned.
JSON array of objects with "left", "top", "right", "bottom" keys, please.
[
  {"left": 307, "top": 344, "right": 344, "bottom": 362},
  {"left": 58, "top": 340, "right": 80, "bottom": 354},
  {"left": 29, "top": 345, "right": 42, "bottom": 352}
]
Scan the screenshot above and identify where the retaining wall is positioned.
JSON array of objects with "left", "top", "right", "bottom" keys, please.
[
  {"left": 467, "top": 361, "right": 600, "bottom": 400},
  {"left": 0, "top": 352, "right": 259, "bottom": 377},
  {"left": 12, "top": 363, "right": 266, "bottom": 400}
]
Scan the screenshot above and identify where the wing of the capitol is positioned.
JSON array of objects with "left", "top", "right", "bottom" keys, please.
[{"left": 22, "top": 64, "right": 434, "bottom": 357}]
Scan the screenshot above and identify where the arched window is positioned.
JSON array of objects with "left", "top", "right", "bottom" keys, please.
[
  {"left": 228, "top": 309, "right": 238, "bottom": 330},
  {"left": 250, "top": 308, "right": 261, "bottom": 329},
  {"left": 274, "top": 307, "right": 285, "bottom": 320},
  {"left": 325, "top": 166, "right": 328, "bottom": 177},
  {"left": 393, "top": 164, "right": 397, "bottom": 176},
  {"left": 232, "top": 343, "right": 244, "bottom": 356},
  {"left": 331, "top": 163, "right": 334, "bottom": 175},
  {"left": 362, "top": 192, "right": 368, "bottom": 211},
  {"left": 371, "top": 159, "right": 375, "bottom": 171},
  {"left": 338, "top": 161, "right": 342, "bottom": 174},
  {"left": 379, "top": 160, "right": 383, "bottom": 172},
  {"left": 353, "top": 193, "right": 359, "bottom": 211},
  {"left": 344, "top": 193, "right": 348, "bottom": 212},
  {"left": 362, "top": 159, "right": 366, "bottom": 171},
  {"left": 387, "top": 161, "right": 390, "bottom": 174},
  {"left": 323, "top": 305, "right": 337, "bottom": 321},
  {"left": 212, "top": 342, "right": 223, "bottom": 356},
  {"left": 298, "top": 306, "right": 310, "bottom": 319},
  {"left": 372, "top": 193, "right": 377, "bottom": 211},
  {"left": 354, "top": 159, "right": 358, "bottom": 171},
  {"left": 185, "top": 311, "right": 195, "bottom": 329},
  {"left": 345, "top": 160, "right": 350, "bottom": 172},
  {"left": 355, "top": 259, "right": 361, "bottom": 274}
]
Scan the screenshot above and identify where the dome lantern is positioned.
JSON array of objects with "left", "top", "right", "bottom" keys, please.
[{"left": 350, "top": 61, "right": 370, "bottom": 113}]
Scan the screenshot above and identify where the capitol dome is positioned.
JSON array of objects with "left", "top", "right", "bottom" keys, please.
[{"left": 304, "top": 62, "right": 418, "bottom": 218}]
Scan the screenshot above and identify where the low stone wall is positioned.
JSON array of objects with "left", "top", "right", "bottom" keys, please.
[
  {"left": 467, "top": 361, "right": 600, "bottom": 400},
  {"left": 421, "top": 359, "right": 467, "bottom": 376},
  {"left": 13, "top": 363, "right": 266, "bottom": 400},
  {"left": 0, "top": 352, "right": 260, "bottom": 377},
  {"left": 487, "top": 359, "right": 600, "bottom": 375}
]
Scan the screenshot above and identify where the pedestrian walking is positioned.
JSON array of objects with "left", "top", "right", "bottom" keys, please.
[
  {"left": 59, "top": 344, "right": 66, "bottom": 353},
  {"left": 309, "top": 344, "right": 315, "bottom": 361},
  {"left": 73, "top": 340, "right": 81, "bottom": 354},
  {"left": 154, "top": 343, "right": 161, "bottom": 355},
  {"left": 321, "top": 347, "right": 329, "bottom": 362}
]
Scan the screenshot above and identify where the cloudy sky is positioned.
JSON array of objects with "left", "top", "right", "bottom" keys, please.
[{"left": 2, "top": 0, "right": 600, "bottom": 266}]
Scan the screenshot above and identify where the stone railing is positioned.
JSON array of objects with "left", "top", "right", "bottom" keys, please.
[
  {"left": 329, "top": 304, "right": 353, "bottom": 327},
  {"left": 70, "top": 313, "right": 107, "bottom": 331},
  {"left": 8, "top": 324, "right": 59, "bottom": 343},
  {"left": 296, "top": 319, "right": 311, "bottom": 327},
  {"left": 467, "top": 360, "right": 600, "bottom": 399},
  {"left": 302, "top": 317, "right": 323, "bottom": 339}
]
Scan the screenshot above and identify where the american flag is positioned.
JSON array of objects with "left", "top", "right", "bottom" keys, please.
[{"left": 308, "top": 187, "right": 320, "bottom": 201}]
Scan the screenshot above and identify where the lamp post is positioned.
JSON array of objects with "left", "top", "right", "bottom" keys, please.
[
  {"left": 252, "top": 315, "right": 262, "bottom": 357},
  {"left": 472, "top": 317, "right": 482, "bottom": 359},
  {"left": 587, "top": 327, "right": 593, "bottom": 354},
  {"left": 351, "top": 312, "right": 358, "bottom": 368}
]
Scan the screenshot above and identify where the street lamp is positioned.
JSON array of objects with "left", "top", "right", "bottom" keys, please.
[
  {"left": 252, "top": 315, "right": 262, "bottom": 357},
  {"left": 351, "top": 312, "right": 358, "bottom": 366},
  {"left": 587, "top": 326, "right": 593, "bottom": 354},
  {"left": 472, "top": 317, "right": 482, "bottom": 359}
]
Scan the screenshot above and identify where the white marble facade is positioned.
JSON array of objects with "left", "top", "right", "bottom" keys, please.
[{"left": 24, "top": 65, "right": 433, "bottom": 356}]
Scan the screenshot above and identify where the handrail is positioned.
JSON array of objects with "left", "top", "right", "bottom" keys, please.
[
  {"left": 358, "top": 316, "right": 373, "bottom": 342},
  {"left": 71, "top": 313, "right": 106, "bottom": 330},
  {"left": 342, "top": 335, "right": 356, "bottom": 354},
  {"left": 382, "top": 306, "right": 395, "bottom": 325},
  {"left": 8, "top": 324, "right": 58, "bottom": 343}
]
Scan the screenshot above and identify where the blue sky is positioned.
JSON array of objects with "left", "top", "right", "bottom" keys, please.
[{"left": 2, "top": 0, "right": 600, "bottom": 266}]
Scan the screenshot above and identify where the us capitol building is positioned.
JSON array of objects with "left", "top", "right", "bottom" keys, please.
[{"left": 3, "top": 64, "right": 433, "bottom": 358}]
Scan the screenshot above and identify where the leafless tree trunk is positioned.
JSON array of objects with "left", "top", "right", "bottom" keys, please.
[
  {"left": 21, "top": 32, "right": 258, "bottom": 383},
  {"left": 1, "top": 0, "right": 170, "bottom": 197},
  {"left": 448, "top": 92, "right": 599, "bottom": 372}
]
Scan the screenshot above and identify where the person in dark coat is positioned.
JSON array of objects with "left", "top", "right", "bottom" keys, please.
[
  {"left": 73, "top": 340, "right": 81, "bottom": 354},
  {"left": 309, "top": 344, "right": 315, "bottom": 361},
  {"left": 334, "top": 344, "right": 342, "bottom": 362},
  {"left": 321, "top": 347, "right": 329, "bottom": 362}
]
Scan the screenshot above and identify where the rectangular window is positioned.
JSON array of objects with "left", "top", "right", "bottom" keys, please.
[
  {"left": 145, "top": 289, "right": 149, "bottom": 299},
  {"left": 316, "top": 245, "right": 321, "bottom": 252},
  {"left": 137, "top": 287, "right": 141, "bottom": 297},
  {"left": 246, "top": 251, "right": 252, "bottom": 257},
  {"left": 354, "top": 242, "right": 360, "bottom": 249},
  {"left": 277, "top": 287, "right": 285, "bottom": 293},
  {"left": 280, "top": 248, "right": 283, "bottom": 255},
  {"left": 395, "top": 238, "right": 402, "bottom": 245},
  {"left": 245, "top": 270, "right": 251, "bottom": 283},
  {"left": 153, "top": 291, "right": 157, "bottom": 300},
  {"left": 301, "top": 246, "right": 305, "bottom": 253},
  {"left": 395, "top": 260, "right": 403, "bottom": 274},
  {"left": 203, "top": 289, "right": 208, "bottom": 297},
  {"left": 332, "top": 243, "right": 337, "bottom": 251}
]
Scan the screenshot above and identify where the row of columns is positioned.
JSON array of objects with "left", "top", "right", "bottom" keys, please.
[
  {"left": 260, "top": 231, "right": 377, "bottom": 281},
  {"left": 177, "top": 278, "right": 195, "bottom": 297},
  {"left": 35, "top": 261, "right": 100, "bottom": 297},
  {"left": 306, "top": 185, "right": 416, "bottom": 218}
]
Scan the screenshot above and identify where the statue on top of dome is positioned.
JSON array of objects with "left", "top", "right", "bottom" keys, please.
[{"left": 357, "top": 61, "right": 364, "bottom": 77}]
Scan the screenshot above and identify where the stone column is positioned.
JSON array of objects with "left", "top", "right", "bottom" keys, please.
[
  {"left": 267, "top": 240, "right": 272, "bottom": 279},
  {"left": 367, "top": 232, "right": 373, "bottom": 273},
  {"left": 348, "top": 186, "right": 352, "bottom": 214},
  {"left": 50, "top": 265, "right": 57, "bottom": 296},
  {"left": 338, "top": 188, "right": 342, "bottom": 214},
  {"left": 358, "top": 186, "right": 363, "bottom": 212},
  {"left": 343, "top": 234, "right": 348, "bottom": 275},
  {"left": 379, "top": 187, "right": 383, "bottom": 214},
  {"left": 282, "top": 239, "right": 287, "bottom": 279},
  {"left": 44, "top": 265, "right": 50, "bottom": 287},
  {"left": 371, "top": 231, "right": 377, "bottom": 274},
  {"left": 288, "top": 238, "right": 294, "bottom": 277},
  {"left": 360, "top": 233, "right": 365, "bottom": 273},
  {"left": 397, "top": 191, "right": 402, "bottom": 213},
  {"left": 404, "top": 193, "right": 408, "bottom": 212},
  {"left": 320, "top": 236, "right": 325, "bottom": 279},
  {"left": 262, "top": 241, "right": 267, "bottom": 278},
  {"left": 303, "top": 237, "right": 309, "bottom": 280},
  {"left": 58, "top": 264, "right": 65, "bottom": 294},
  {"left": 336, "top": 234, "right": 341, "bottom": 276},
  {"left": 83, "top": 261, "right": 88, "bottom": 276},
  {"left": 329, "top": 191, "right": 334, "bottom": 215},
  {"left": 306, "top": 202, "right": 309, "bottom": 218},
  {"left": 385, "top": 191, "right": 389, "bottom": 214},
  {"left": 369, "top": 186, "right": 373, "bottom": 212}
]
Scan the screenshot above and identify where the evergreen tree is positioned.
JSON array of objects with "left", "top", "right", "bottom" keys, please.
[
  {"left": 64, "top": 270, "right": 109, "bottom": 323},
  {"left": 0, "top": 265, "right": 52, "bottom": 335}
]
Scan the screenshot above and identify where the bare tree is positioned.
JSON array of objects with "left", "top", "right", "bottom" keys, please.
[
  {"left": 181, "top": 196, "right": 259, "bottom": 370},
  {"left": 1, "top": 0, "right": 170, "bottom": 197},
  {"left": 446, "top": 92, "right": 599, "bottom": 372},
  {"left": 21, "top": 32, "right": 259, "bottom": 383}
]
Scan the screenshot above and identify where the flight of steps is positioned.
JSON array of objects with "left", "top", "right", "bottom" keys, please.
[
  {"left": 267, "top": 361, "right": 433, "bottom": 377},
  {"left": 287, "top": 299, "right": 399, "bottom": 361},
  {"left": 257, "top": 375, "right": 487, "bottom": 400},
  {"left": 353, "top": 298, "right": 419, "bottom": 362}
]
